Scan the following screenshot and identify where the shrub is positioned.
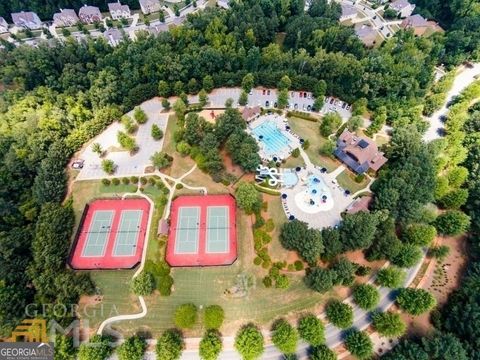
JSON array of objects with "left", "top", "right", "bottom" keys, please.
[
  {"left": 234, "top": 324, "right": 264, "bottom": 360},
  {"left": 117, "top": 335, "right": 147, "bottom": 360},
  {"left": 78, "top": 335, "right": 113, "bottom": 360},
  {"left": 429, "top": 245, "right": 450, "bottom": 260},
  {"left": 297, "top": 313, "right": 324, "bottom": 346},
  {"left": 355, "top": 265, "right": 371, "bottom": 276},
  {"left": 263, "top": 276, "right": 273, "bottom": 288},
  {"left": 353, "top": 284, "right": 380, "bottom": 310},
  {"left": 265, "top": 219, "right": 275, "bottom": 232},
  {"left": 121, "top": 177, "right": 130, "bottom": 185},
  {"left": 376, "top": 267, "right": 405, "bottom": 288},
  {"left": 305, "top": 267, "right": 337, "bottom": 293},
  {"left": 174, "top": 304, "right": 197, "bottom": 329},
  {"left": 294, "top": 260, "right": 304, "bottom": 271},
  {"left": 435, "top": 210, "right": 471, "bottom": 235},
  {"left": 117, "top": 131, "right": 137, "bottom": 152},
  {"left": 319, "top": 112, "right": 342, "bottom": 137},
  {"left": 403, "top": 224, "right": 437, "bottom": 246},
  {"left": 158, "top": 275, "right": 174, "bottom": 296},
  {"left": 325, "top": 301, "right": 353, "bottom": 329},
  {"left": 271, "top": 319, "right": 298, "bottom": 355},
  {"left": 275, "top": 274, "right": 290, "bottom": 289},
  {"left": 101, "top": 159, "right": 116, "bottom": 174},
  {"left": 130, "top": 272, "right": 155, "bottom": 296},
  {"left": 102, "top": 178, "right": 111, "bottom": 186},
  {"left": 112, "top": 178, "right": 120, "bottom": 185},
  {"left": 140, "top": 177, "right": 147, "bottom": 185},
  {"left": 253, "top": 257, "right": 262, "bottom": 266},
  {"left": 310, "top": 345, "right": 336, "bottom": 360},
  {"left": 176, "top": 183, "right": 184, "bottom": 190},
  {"left": 148, "top": 177, "right": 156, "bottom": 185},
  {"left": 199, "top": 330, "right": 222, "bottom": 360},
  {"left": 396, "top": 288, "right": 436, "bottom": 315},
  {"left": 151, "top": 151, "right": 173, "bottom": 170},
  {"left": 392, "top": 244, "right": 423, "bottom": 268},
  {"left": 291, "top": 148, "right": 300, "bottom": 158},
  {"left": 130, "top": 176, "right": 139, "bottom": 184},
  {"left": 156, "top": 329, "right": 184, "bottom": 360},
  {"left": 344, "top": 330, "right": 373, "bottom": 360},
  {"left": 204, "top": 305, "right": 224, "bottom": 330}
]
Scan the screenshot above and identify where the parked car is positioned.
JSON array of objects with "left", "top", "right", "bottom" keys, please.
[
  {"left": 307, "top": 105, "right": 312, "bottom": 111},
  {"left": 274, "top": 102, "right": 278, "bottom": 108},
  {"left": 342, "top": 102, "right": 347, "bottom": 109},
  {"left": 329, "top": 98, "right": 335, "bottom": 104},
  {"left": 267, "top": 90, "right": 271, "bottom": 95}
]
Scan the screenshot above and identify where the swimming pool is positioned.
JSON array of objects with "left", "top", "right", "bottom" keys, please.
[
  {"left": 282, "top": 170, "right": 298, "bottom": 187},
  {"left": 307, "top": 175, "right": 330, "bottom": 204},
  {"left": 251, "top": 120, "right": 291, "bottom": 157}
]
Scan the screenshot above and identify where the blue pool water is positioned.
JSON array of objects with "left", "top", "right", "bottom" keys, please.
[
  {"left": 282, "top": 171, "right": 298, "bottom": 187},
  {"left": 307, "top": 175, "right": 330, "bottom": 204},
  {"left": 251, "top": 121, "right": 291, "bottom": 156}
]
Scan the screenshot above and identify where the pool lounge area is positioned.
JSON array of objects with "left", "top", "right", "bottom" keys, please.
[{"left": 248, "top": 114, "right": 301, "bottom": 161}]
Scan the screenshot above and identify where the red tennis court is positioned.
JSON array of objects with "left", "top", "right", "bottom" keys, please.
[
  {"left": 69, "top": 198, "right": 150, "bottom": 270},
  {"left": 166, "top": 195, "right": 237, "bottom": 267}
]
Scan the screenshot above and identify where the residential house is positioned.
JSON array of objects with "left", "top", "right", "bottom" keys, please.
[
  {"left": 400, "top": 14, "right": 429, "bottom": 36},
  {"left": 108, "top": 2, "right": 131, "bottom": 20},
  {"left": 241, "top": 106, "right": 261, "bottom": 122},
  {"left": 103, "top": 28, "right": 124, "bottom": 46},
  {"left": 139, "top": 0, "right": 162, "bottom": 14},
  {"left": 346, "top": 195, "right": 373, "bottom": 214},
  {"left": 340, "top": 4, "right": 357, "bottom": 22},
  {"left": 53, "top": 9, "right": 79, "bottom": 27},
  {"left": 0, "top": 17, "right": 8, "bottom": 33},
  {"left": 334, "top": 129, "right": 387, "bottom": 174},
  {"left": 11, "top": 11, "right": 42, "bottom": 30},
  {"left": 389, "top": 0, "right": 415, "bottom": 18},
  {"left": 354, "top": 24, "right": 378, "bottom": 47},
  {"left": 78, "top": 5, "right": 103, "bottom": 24}
]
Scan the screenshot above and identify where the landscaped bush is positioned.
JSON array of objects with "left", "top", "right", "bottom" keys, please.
[
  {"left": 117, "top": 131, "right": 138, "bottom": 152},
  {"left": 151, "top": 124, "right": 164, "bottom": 140},
  {"left": 297, "top": 313, "right": 325, "bottom": 346},
  {"left": 151, "top": 151, "right": 173, "bottom": 170},
  {"left": 199, "top": 330, "right": 222, "bottom": 360},
  {"left": 134, "top": 106, "right": 148, "bottom": 124},
  {"left": 263, "top": 276, "right": 273, "bottom": 288},
  {"left": 101, "top": 178, "right": 111, "bottom": 186},
  {"left": 121, "top": 115, "right": 138, "bottom": 134},
  {"left": 344, "top": 329, "right": 373, "bottom": 360},
  {"left": 117, "top": 335, "right": 147, "bottom": 360},
  {"left": 309, "top": 345, "right": 336, "bottom": 360},
  {"left": 396, "top": 288, "right": 436, "bottom": 315},
  {"left": 176, "top": 183, "right": 183, "bottom": 190},
  {"left": 130, "top": 272, "right": 155, "bottom": 296},
  {"left": 253, "top": 257, "right": 262, "bottom": 266},
  {"left": 156, "top": 329, "right": 184, "bottom": 360},
  {"left": 101, "top": 159, "right": 116, "bottom": 174},
  {"left": 291, "top": 148, "right": 300, "bottom": 158},
  {"left": 112, "top": 178, "right": 120, "bottom": 186},
  {"left": 265, "top": 219, "right": 275, "bottom": 232},
  {"left": 325, "top": 300, "right": 353, "bottom": 329},
  {"left": 294, "top": 260, "right": 304, "bottom": 271},
  {"left": 121, "top": 177, "right": 130, "bottom": 185},
  {"left": 376, "top": 267, "right": 405, "bottom": 288},
  {"left": 234, "top": 324, "right": 264, "bottom": 360},
  {"left": 429, "top": 245, "right": 450, "bottom": 260},
  {"left": 130, "top": 176, "right": 139, "bottom": 184},
  {"left": 271, "top": 319, "right": 298, "bottom": 355},
  {"left": 371, "top": 311, "right": 406, "bottom": 338},
  {"left": 148, "top": 177, "right": 156, "bottom": 185},
  {"left": 174, "top": 303, "right": 198, "bottom": 329},
  {"left": 353, "top": 284, "right": 380, "bottom": 310},
  {"left": 204, "top": 305, "right": 224, "bottom": 330}
]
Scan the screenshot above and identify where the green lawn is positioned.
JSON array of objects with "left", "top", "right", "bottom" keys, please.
[
  {"left": 336, "top": 170, "right": 370, "bottom": 194},
  {"left": 287, "top": 116, "right": 340, "bottom": 172}
]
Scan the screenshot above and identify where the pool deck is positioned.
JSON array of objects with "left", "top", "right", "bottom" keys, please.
[{"left": 248, "top": 114, "right": 301, "bottom": 162}]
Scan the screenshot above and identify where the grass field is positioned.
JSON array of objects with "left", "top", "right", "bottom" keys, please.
[
  {"left": 287, "top": 116, "right": 339, "bottom": 172},
  {"left": 336, "top": 169, "right": 370, "bottom": 194}
]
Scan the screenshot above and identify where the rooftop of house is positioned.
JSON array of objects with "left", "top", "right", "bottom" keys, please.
[
  {"left": 241, "top": 106, "right": 261, "bottom": 121},
  {"left": 346, "top": 195, "right": 372, "bottom": 214},
  {"left": 341, "top": 4, "right": 357, "bottom": 17},
  {"left": 401, "top": 14, "right": 428, "bottom": 28},
  {"left": 139, "top": 0, "right": 161, "bottom": 6},
  {"left": 54, "top": 9, "right": 78, "bottom": 19},
  {"left": 0, "top": 16, "right": 8, "bottom": 26},
  {"left": 336, "top": 129, "right": 387, "bottom": 172},
  {"left": 390, "top": 0, "right": 414, "bottom": 11},
  {"left": 108, "top": 2, "right": 130, "bottom": 13},
  {"left": 79, "top": 5, "right": 102, "bottom": 16},
  {"left": 104, "top": 28, "right": 123, "bottom": 42},
  {"left": 11, "top": 11, "right": 41, "bottom": 25},
  {"left": 354, "top": 24, "right": 377, "bottom": 45}
]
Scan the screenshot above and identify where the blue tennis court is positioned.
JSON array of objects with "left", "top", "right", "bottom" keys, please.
[
  {"left": 82, "top": 210, "right": 114, "bottom": 257},
  {"left": 175, "top": 207, "right": 200, "bottom": 254},
  {"left": 113, "top": 210, "right": 143, "bottom": 256},
  {"left": 206, "top": 206, "right": 229, "bottom": 253}
]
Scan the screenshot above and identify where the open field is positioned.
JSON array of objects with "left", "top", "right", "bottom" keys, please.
[
  {"left": 287, "top": 116, "right": 339, "bottom": 172},
  {"left": 336, "top": 169, "right": 370, "bottom": 193}
]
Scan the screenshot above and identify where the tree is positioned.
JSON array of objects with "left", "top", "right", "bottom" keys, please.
[
  {"left": 151, "top": 152, "right": 173, "bottom": 170},
  {"left": 78, "top": 335, "right": 113, "bottom": 360},
  {"left": 173, "top": 98, "right": 187, "bottom": 121},
  {"left": 392, "top": 243, "right": 423, "bottom": 268},
  {"left": 305, "top": 267, "right": 337, "bottom": 293},
  {"left": 280, "top": 220, "right": 323, "bottom": 264},
  {"left": 117, "top": 131, "right": 137, "bottom": 152},
  {"left": 422, "top": 333, "right": 468, "bottom": 360},
  {"left": 199, "top": 89, "right": 208, "bottom": 107},
  {"left": 277, "top": 89, "right": 289, "bottom": 109},
  {"left": 151, "top": 124, "right": 164, "bottom": 140},
  {"left": 382, "top": 339, "right": 429, "bottom": 360},
  {"left": 117, "top": 336, "right": 147, "bottom": 360},
  {"left": 242, "top": 73, "right": 255, "bottom": 92},
  {"left": 340, "top": 212, "right": 379, "bottom": 251},
  {"left": 438, "top": 189, "right": 469, "bottom": 209},
  {"left": 158, "top": 81, "right": 170, "bottom": 97},
  {"left": 204, "top": 305, "right": 224, "bottom": 330},
  {"left": 54, "top": 335, "right": 76, "bottom": 360},
  {"left": 321, "top": 227, "right": 342, "bottom": 261},
  {"left": 234, "top": 324, "right": 264, "bottom": 360},
  {"left": 325, "top": 301, "right": 353, "bottom": 329},
  {"left": 101, "top": 159, "right": 116, "bottom": 174},
  {"left": 435, "top": 210, "right": 471, "bottom": 235},
  {"left": 133, "top": 106, "right": 148, "bottom": 124},
  {"left": 162, "top": 98, "right": 171, "bottom": 111},
  {"left": 297, "top": 314, "right": 325, "bottom": 346},
  {"left": 331, "top": 258, "right": 357, "bottom": 286},
  {"left": 344, "top": 330, "right": 373, "bottom": 360},
  {"left": 403, "top": 224, "right": 437, "bottom": 246},
  {"left": 376, "top": 267, "right": 405, "bottom": 288},
  {"left": 371, "top": 311, "right": 406, "bottom": 338},
  {"left": 271, "top": 319, "right": 298, "bottom": 355},
  {"left": 199, "top": 330, "right": 223, "bottom": 360},
  {"left": 130, "top": 272, "right": 155, "bottom": 296},
  {"left": 278, "top": 75, "right": 291, "bottom": 90},
  {"left": 92, "top": 143, "right": 103, "bottom": 156},
  {"left": 156, "top": 329, "right": 184, "bottom": 360},
  {"left": 319, "top": 112, "right": 342, "bottom": 137},
  {"left": 174, "top": 303, "right": 197, "bottom": 329},
  {"left": 396, "top": 288, "right": 436, "bottom": 315},
  {"left": 353, "top": 284, "right": 380, "bottom": 310},
  {"left": 203, "top": 75, "right": 214, "bottom": 93},
  {"left": 346, "top": 115, "right": 363, "bottom": 132},
  {"left": 310, "top": 345, "right": 336, "bottom": 360},
  {"left": 235, "top": 182, "right": 261, "bottom": 213},
  {"left": 239, "top": 91, "right": 248, "bottom": 106}
]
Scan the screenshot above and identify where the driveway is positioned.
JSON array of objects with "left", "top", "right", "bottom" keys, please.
[{"left": 423, "top": 63, "right": 480, "bottom": 142}]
